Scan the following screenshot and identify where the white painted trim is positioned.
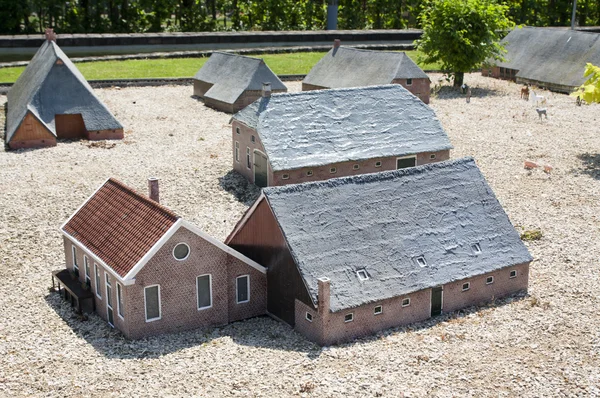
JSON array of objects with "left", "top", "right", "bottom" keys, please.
[
  {"left": 406, "top": 78, "right": 413, "bottom": 86},
  {"left": 84, "top": 255, "right": 91, "bottom": 284},
  {"left": 305, "top": 312, "right": 313, "bottom": 322},
  {"left": 196, "top": 274, "right": 213, "bottom": 310},
  {"left": 246, "top": 147, "right": 251, "bottom": 169},
  {"left": 172, "top": 242, "right": 191, "bottom": 261},
  {"left": 374, "top": 305, "right": 383, "bottom": 315},
  {"left": 105, "top": 273, "right": 114, "bottom": 328},
  {"left": 374, "top": 161, "right": 382, "bottom": 168},
  {"left": 402, "top": 297, "right": 411, "bottom": 307},
  {"left": 224, "top": 193, "right": 266, "bottom": 245},
  {"left": 357, "top": 269, "right": 368, "bottom": 281},
  {"left": 329, "top": 167, "right": 337, "bottom": 174},
  {"left": 234, "top": 141, "right": 240, "bottom": 162},
  {"left": 94, "top": 263, "right": 102, "bottom": 299},
  {"left": 353, "top": 163, "right": 360, "bottom": 170},
  {"left": 396, "top": 154, "right": 418, "bottom": 169},
  {"left": 472, "top": 243, "right": 482, "bottom": 254},
  {"left": 60, "top": 177, "right": 111, "bottom": 231},
  {"left": 236, "top": 275, "right": 250, "bottom": 304},
  {"left": 462, "top": 282, "right": 470, "bottom": 291},
  {"left": 282, "top": 173, "right": 290, "bottom": 180},
  {"left": 72, "top": 245, "right": 78, "bottom": 271},
  {"left": 344, "top": 313, "right": 354, "bottom": 323},
  {"left": 116, "top": 282, "right": 124, "bottom": 320},
  {"left": 144, "top": 284, "right": 162, "bottom": 322},
  {"left": 509, "top": 269, "right": 517, "bottom": 278},
  {"left": 486, "top": 276, "right": 494, "bottom": 285},
  {"left": 253, "top": 149, "right": 269, "bottom": 187}
]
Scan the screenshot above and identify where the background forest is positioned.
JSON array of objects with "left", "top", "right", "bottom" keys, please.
[{"left": 0, "top": 0, "right": 599, "bottom": 35}]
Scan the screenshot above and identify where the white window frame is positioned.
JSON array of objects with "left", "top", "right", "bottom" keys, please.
[
  {"left": 196, "top": 274, "right": 213, "bottom": 310},
  {"left": 84, "top": 256, "right": 91, "bottom": 286},
  {"left": 306, "top": 170, "right": 313, "bottom": 177},
  {"left": 486, "top": 276, "right": 494, "bottom": 285},
  {"left": 406, "top": 78, "right": 413, "bottom": 86},
  {"left": 305, "top": 312, "right": 313, "bottom": 322},
  {"left": 235, "top": 141, "right": 240, "bottom": 162},
  {"left": 246, "top": 147, "right": 251, "bottom": 169},
  {"left": 462, "top": 282, "right": 470, "bottom": 291},
  {"left": 172, "top": 242, "right": 191, "bottom": 261},
  {"left": 353, "top": 164, "right": 360, "bottom": 170},
  {"left": 144, "top": 285, "right": 162, "bottom": 322},
  {"left": 357, "top": 269, "right": 368, "bottom": 281},
  {"left": 105, "top": 273, "right": 114, "bottom": 327},
  {"left": 396, "top": 155, "right": 418, "bottom": 169},
  {"left": 236, "top": 127, "right": 240, "bottom": 135},
  {"left": 330, "top": 167, "right": 337, "bottom": 174},
  {"left": 416, "top": 256, "right": 427, "bottom": 267},
  {"left": 72, "top": 245, "right": 78, "bottom": 272},
  {"left": 510, "top": 270, "right": 517, "bottom": 278},
  {"left": 374, "top": 305, "right": 383, "bottom": 315},
  {"left": 117, "top": 282, "right": 124, "bottom": 319},
  {"left": 429, "top": 154, "right": 436, "bottom": 160},
  {"left": 282, "top": 173, "right": 290, "bottom": 180},
  {"left": 94, "top": 263, "right": 102, "bottom": 299},
  {"left": 344, "top": 313, "right": 354, "bottom": 323},
  {"left": 471, "top": 243, "right": 482, "bottom": 254},
  {"left": 402, "top": 298, "right": 411, "bottom": 307},
  {"left": 236, "top": 275, "right": 250, "bottom": 304},
  {"left": 375, "top": 161, "right": 382, "bottom": 168}
]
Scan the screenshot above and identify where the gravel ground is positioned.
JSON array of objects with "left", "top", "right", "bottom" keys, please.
[{"left": 0, "top": 75, "right": 599, "bottom": 397}]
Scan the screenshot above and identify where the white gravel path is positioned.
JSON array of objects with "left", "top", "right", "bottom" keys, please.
[{"left": 0, "top": 76, "right": 599, "bottom": 397}]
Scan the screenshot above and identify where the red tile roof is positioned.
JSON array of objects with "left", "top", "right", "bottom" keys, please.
[{"left": 63, "top": 178, "right": 179, "bottom": 277}]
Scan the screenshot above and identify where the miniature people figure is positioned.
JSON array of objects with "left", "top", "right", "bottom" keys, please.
[{"left": 466, "top": 87, "right": 472, "bottom": 103}]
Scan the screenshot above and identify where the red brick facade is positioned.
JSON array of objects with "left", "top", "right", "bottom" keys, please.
[
  {"left": 231, "top": 120, "right": 449, "bottom": 187},
  {"left": 481, "top": 66, "right": 518, "bottom": 81}
]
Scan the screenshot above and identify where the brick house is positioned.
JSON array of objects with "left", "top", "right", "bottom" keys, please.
[
  {"left": 5, "top": 29, "right": 123, "bottom": 150},
  {"left": 230, "top": 84, "right": 452, "bottom": 187},
  {"left": 226, "top": 158, "right": 532, "bottom": 345},
  {"left": 54, "top": 177, "right": 266, "bottom": 339},
  {"left": 302, "top": 40, "right": 431, "bottom": 104},
  {"left": 193, "top": 52, "right": 287, "bottom": 113}
]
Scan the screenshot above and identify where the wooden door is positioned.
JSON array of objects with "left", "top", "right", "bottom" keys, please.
[
  {"left": 55, "top": 114, "right": 86, "bottom": 139},
  {"left": 254, "top": 150, "right": 268, "bottom": 188},
  {"left": 431, "top": 286, "right": 443, "bottom": 316}
]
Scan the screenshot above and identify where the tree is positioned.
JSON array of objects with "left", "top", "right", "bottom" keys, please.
[
  {"left": 417, "top": 0, "right": 514, "bottom": 86},
  {"left": 572, "top": 63, "right": 600, "bottom": 104}
]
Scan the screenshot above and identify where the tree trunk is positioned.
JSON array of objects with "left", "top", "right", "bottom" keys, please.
[
  {"left": 211, "top": 0, "right": 216, "bottom": 20},
  {"left": 454, "top": 72, "right": 464, "bottom": 87}
]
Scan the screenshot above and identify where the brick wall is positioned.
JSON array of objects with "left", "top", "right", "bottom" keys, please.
[
  {"left": 301, "top": 82, "right": 327, "bottom": 91},
  {"left": 231, "top": 121, "right": 271, "bottom": 185},
  {"left": 86, "top": 128, "right": 124, "bottom": 141},
  {"left": 392, "top": 78, "right": 431, "bottom": 104}
]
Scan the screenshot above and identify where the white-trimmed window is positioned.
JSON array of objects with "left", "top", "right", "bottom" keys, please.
[
  {"left": 235, "top": 141, "right": 240, "bottom": 162},
  {"left": 430, "top": 154, "right": 436, "bottom": 160},
  {"left": 106, "top": 273, "right": 114, "bottom": 327},
  {"left": 236, "top": 127, "right": 240, "bottom": 135},
  {"left": 374, "top": 305, "right": 383, "bottom": 315},
  {"left": 144, "top": 285, "right": 161, "bottom": 322},
  {"left": 246, "top": 147, "right": 251, "bottom": 169},
  {"left": 406, "top": 78, "right": 413, "bottom": 86},
  {"left": 72, "top": 246, "right": 78, "bottom": 273},
  {"left": 486, "top": 276, "right": 494, "bottom": 285},
  {"left": 117, "top": 283, "right": 124, "bottom": 318},
  {"left": 353, "top": 164, "right": 360, "bottom": 170},
  {"left": 416, "top": 256, "right": 427, "bottom": 267},
  {"left": 357, "top": 269, "right": 368, "bottom": 281},
  {"left": 462, "top": 282, "right": 470, "bottom": 291},
  {"left": 510, "top": 270, "right": 517, "bottom": 278},
  {"left": 306, "top": 170, "right": 313, "bottom": 177},
  {"left": 236, "top": 275, "right": 250, "bottom": 304},
  {"left": 402, "top": 298, "right": 411, "bottom": 307},
  {"left": 173, "top": 243, "right": 190, "bottom": 261},
  {"left": 471, "top": 243, "right": 482, "bottom": 254},
  {"left": 375, "top": 161, "right": 382, "bottom": 168},
  {"left": 197, "top": 274, "right": 212, "bottom": 310},
  {"left": 344, "top": 313, "right": 354, "bottom": 323},
  {"left": 94, "top": 263, "right": 102, "bottom": 299},
  {"left": 330, "top": 167, "right": 337, "bottom": 174},
  {"left": 84, "top": 256, "right": 91, "bottom": 286},
  {"left": 305, "top": 312, "right": 313, "bottom": 322},
  {"left": 282, "top": 173, "right": 290, "bottom": 180}
]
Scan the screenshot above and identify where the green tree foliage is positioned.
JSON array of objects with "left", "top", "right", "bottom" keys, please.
[
  {"left": 571, "top": 63, "right": 600, "bottom": 104},
  {"left": 417, "top": 0, "right": 513, "bottom": 86}
]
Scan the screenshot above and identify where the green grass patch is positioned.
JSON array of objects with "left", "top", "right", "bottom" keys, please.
[{"left": 0, "top": 50, "right": 440, "bottom": 83}]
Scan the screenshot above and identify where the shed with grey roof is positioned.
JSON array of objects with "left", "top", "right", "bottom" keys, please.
[
  {"left": 483, "top": 27, "right": 600, "bottom": 92},
  {"left": 226, "top": 158, "right": 532, "bottom": 345},
  {"left": 193, "top": 52, "right": 287, "bottom": 113},
  {"left": 302, "top": 41, "right": 431, "bottom": 103},
  {"left": 5, "top": 31, "right": 123, "bottom": 150},
  {"left": 230, "top": 84, "right": 452, "bottom": 187}
]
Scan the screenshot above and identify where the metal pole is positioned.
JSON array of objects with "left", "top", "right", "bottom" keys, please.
[{"left": 571, "top": 0, "right": 577, "bottom": 30}]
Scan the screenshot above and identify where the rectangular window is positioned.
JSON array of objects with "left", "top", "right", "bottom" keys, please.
[
  {"left": 344, "top": 313, "right": 354, "bottom": 323},
  {"left": 72, "top": 246, "right": 78, "bottom": 272},
  {"left": 236, "top": 275, "right": 250, "bottom": 304},
  {"left": 306, "top": 170, "right": 313, "bottom": 177},
  {"left": 406, "top": 78, "right": 413, "bottom": 86},
  {"left": 105, "top": 274, "right": 114, "bottom": 327},
  {"left": 353, "top": 164, "right": 360, "bottom": 170},
  {"left": 117, "top": 283, "right": 124, "bottom": 318},
  {"left": 402, "top": 298, "right": 411, "bottom": 307},
  {"left": 429, "top": 154, "right": 436, "bottom": 160},
  {"left": 84, "top": 256, "right": 91, "bottom": 286},
  {"left": 396, "top": 156, "right": 417, "bottom": 169},
  {"left": 197, "top": 274, "right": 212, "bottom": 310},
  {"left": 144, "top": 285, "right": 161, "bottom": 322},
  {"left": 235, "top": 142, "right": 240, "bottom": 162},
  {"left": 510, "top": 270, "right": 517, "bottom": 278},
  {"left": 246, "top": 147, "right": 251, "bottom": 169},
  {"left": 374, "top": 305, "right": 383, "bottom": 315},
  {"left": 330, "top": 167, "right": 337, "bottom": 174},
  {"left": 94, "top": 264, "right": 101, "bottom": 299},
  {"left": 251, "top": 135, "right": 256, "bottom": 143},
  {"left": 305, "top": 312, "right": 313, "bottom": 322},
  {"left": 375, "top": 161, "right": 382, "bottom": 168},
  {"left": 236, "top": 127, "right": 240, "bottom": 135},
  {"left": 486, "top": 276, "right": 494, "bottom": 285},
  {"left": 462, "top": 282, "right": 470, "bottom": 291},
  {"left": 282, "top": 174, "right": 290, "bottom": 180}
]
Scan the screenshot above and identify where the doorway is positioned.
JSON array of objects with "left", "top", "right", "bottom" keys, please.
[
  {"left": 431, "top": 286, "right": 443, "bottom": 316},
  {"left": 55, "top": 114, "right": 86, "bottom": 139},
  {"left": 254, "top": 150, "right": 268, "bottom": 188}
]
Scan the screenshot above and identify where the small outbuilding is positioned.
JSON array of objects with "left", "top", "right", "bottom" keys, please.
[
  {"left": 5, "top": 29, "right": 123, "bottom": 150},
  {"left": 230, "top": 84, "right": 452, "bottom": 187},
  {"left": 193, "top": 52, "right": 287, "bottom": 113},
  {"left": 227, "top": 158, "right": 532, "bottom": 345},
  {"left": 482, "top": 27, "right": 600, "bottom": 93},
  {"left": 302, "top": 40, "right": 431, "bottom": 103}
]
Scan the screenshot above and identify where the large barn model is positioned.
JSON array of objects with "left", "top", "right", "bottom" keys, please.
[
  {"left": 482, "top": 27, "right": 600, "bottom": 93},
  {"left": 227, "top": 158, "right": 532, "bottom": 345},
  {"left": 302, "top": 40, "right": 431, "bottom": 103},
  {"left": 193, "top": 52, "right": 287, "bottom": 113},
  {"left": 54, "top": 177, "right": 266, "bottom": 339},
  {"left": 5, "top": 29, "right": 123, "bottom": 150},
  {"left": 230, "top": 84, "right": 452, "bottom": 187}
]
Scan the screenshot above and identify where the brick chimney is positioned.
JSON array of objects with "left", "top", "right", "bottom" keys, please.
[
  {"left": 45, "top": 28, "right": 57, "bottom": 42},
  {"left": 317, "top": 277, "right": 331, "bottom": 315},
  {"left": 333, "top": 39, "right": 341, "bottom": 48},
  {"left": 262, "top": 82, "right": 272, "bottom": 98},
  {"left": 148, "top": 177, "right": 159, "bottom": 203}
]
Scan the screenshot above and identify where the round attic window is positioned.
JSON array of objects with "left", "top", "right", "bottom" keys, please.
[{"left": 173, "top": 243, "right": 190, "bottom": 261}]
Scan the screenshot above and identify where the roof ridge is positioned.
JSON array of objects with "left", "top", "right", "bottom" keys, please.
[
  {"left": 212, "top": 51, "right": 263, "bottom": 63},
  {"left": 106, "top": 178, "right": 180, "bottom": 220},
  {"left": 262, "top": 84, "right": 405, "bottom": 100},
  {"left": 337, "top": 46, "right": 408, "bottom": 57}
]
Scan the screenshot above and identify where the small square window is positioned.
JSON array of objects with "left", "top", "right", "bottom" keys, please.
[
  {"left": 357, "top": 269, "right": 368, "bottom": 281},
  {"left": 510, "top": 270, "right": 517, "bottom": 278},
  {"left": 416, "top": 256, "right": 427, "bottom": 267},
  {"left": 471, "top": 243, "right": 481, "bottom": 254},
  {"left": 306, "top": 170, "right": 313, "bottom": 177},
  {"left": 430, "top": 154, "right": 436, "bottom": 160},
  {"left": 251, "top": 135, "right": 255, "bottom": 143},
  {"left": 282, "top": 174, "right": 290, "bottom": 180},
  {"left": 330, "top": 167, "right": 337, "bottom": 174},
  {"left": 353, "top": 164, "right": 360, "bottom": 170},
  {"left": 236, "top": 127, "right": 240, "bottom": 135},
  {"left": 305, "top": 312, "right": 313, "bottom": 322},
  {"left": 344, "top": 313, "right": 354, "bottom": 323},
  {"left": 406, "top": 78, "right": 413, "bottom": 85},
  {"left": 402, "top": 298, "right": 411, "bottom": 307},
  {"left": 486, "top": 276, "right": 494, "bottom": 284},
  {"left": 462, "top": 282, "right": 470, "bottom": 291},
  {"left": 374, "top": 305, "right": 383, "bottom": 315},
  {"left": 375, "top": 161, "right": 382, "bottom": 168}
]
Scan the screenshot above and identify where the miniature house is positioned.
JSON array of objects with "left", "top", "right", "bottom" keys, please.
[
  {"left": 55, "top": 177, "right": 266, "bottom": 339},
  {"left": 5, "top": 29, "right": 123, "bottom": 150},
  {"left": 193, "top": 52, "right": 287, "bottom": 113},
  {"left": 230, "top": 84, "right": 452, "bottom": 188},
  {"left": 227, "top": 158, "right": 532, "bottom": 346},
  {"left": 481, "top": 27, "right": 600, "bottom": 93},
  {"left": 302, "top": 40, "right": 431, "bottom": 103}
]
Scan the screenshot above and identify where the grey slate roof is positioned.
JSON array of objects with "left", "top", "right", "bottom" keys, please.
[
  {"left": 193, "top": 52, "right": 287, "bottom": 104},
  {"left": 495, "top": 27, "right": 600, "bottom": 89},
  {"left": 232, "top": 85, "right": 452, "bottom": 171},
  {"left": 303, "top": 46, "right": 429, "bottom": 89},
  {"left": 262, "top": 157, "right": 533, "bottom": 312},
  {"left": 6, "top": 40, "right": 122, "bottom": 143}
]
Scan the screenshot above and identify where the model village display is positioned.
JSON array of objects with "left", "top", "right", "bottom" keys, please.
[{"left": 8, "top": 30, "right": 543, "bottom": 345}]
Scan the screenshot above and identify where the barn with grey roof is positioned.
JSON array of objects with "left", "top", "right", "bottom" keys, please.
[
  {"left": 302, "top": 40, "right": 431, "bottom": 103},
  {"left": 226, "top": 158, "right": 532, "bottom": 345},
  {"left": 5, "top": 30, "right": 123, "bottom": 150},
  {"left": 193, "top": 52, "right": 287, "bottom": 113},
  {"left": 482, "top": 27, "right": 600, "bottom": 92},
  {"left": 230, "top": 84, "right": 452, "bottom": 187}
]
